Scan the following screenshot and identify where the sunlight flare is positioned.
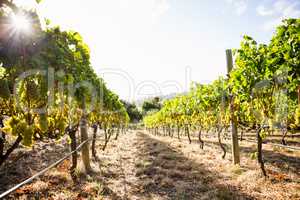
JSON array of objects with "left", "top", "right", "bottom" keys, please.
[{"left": 10, "top": 12, "right": 31, "bottom": 34}]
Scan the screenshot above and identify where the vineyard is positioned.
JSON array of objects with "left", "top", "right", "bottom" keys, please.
[
  {"left": 0, "top": 0, "right": 300, "bottom": 200},
  {"left": 144, "top": 18, "right": 300, "bottom": 177}
]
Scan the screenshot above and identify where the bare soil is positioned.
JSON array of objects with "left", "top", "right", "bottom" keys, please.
[{"left": 1, "top": 130, "right": 299, "bottom": 200}]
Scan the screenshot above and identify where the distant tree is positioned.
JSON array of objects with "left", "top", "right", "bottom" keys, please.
[
  {"left": 121, "top": 100, "right": 142, "bottom": 123},
  {"left": 142, "top": 97, "right": 162, "bottom": 115}
]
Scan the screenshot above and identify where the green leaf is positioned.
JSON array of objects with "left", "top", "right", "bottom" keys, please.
[{"left": 44, "top": 18, "right": 51, "bottom": 26}]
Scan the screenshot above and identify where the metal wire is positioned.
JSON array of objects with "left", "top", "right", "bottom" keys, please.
[{"left": 0, "top": 137, "right": 94, "bottom": 199}]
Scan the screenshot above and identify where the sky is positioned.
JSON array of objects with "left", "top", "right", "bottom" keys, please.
[{"left": 15, "top": 0, "right": 300, "bottom": 102}]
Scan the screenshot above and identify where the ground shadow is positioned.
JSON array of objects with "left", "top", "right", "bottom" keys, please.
[
  {"left": 187, "top": 137, "right": 300, "bottom": 176},
  {"left": 132, "top": 132, "right": 254, "bottom": 200},
  {"left": 0, "top": 140, "right": 68, "bottom": 195}
]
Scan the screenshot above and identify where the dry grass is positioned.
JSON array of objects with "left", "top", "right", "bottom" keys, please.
[
  {"left": 147, "top": 131, "right": 300, "bottom": 200},
  {"left": 1, "top": 129, "right": 300, "bottom": 199}
]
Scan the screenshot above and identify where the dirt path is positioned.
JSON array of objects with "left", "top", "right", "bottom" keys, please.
[
  {"left": 4, "top": 130, "right": 300, "bottom": 199},
  {"left": 99, "top": 130, "right": 299, "bottom": 200},
  {"left": 99, "top": 131, "right": 252, "bottom": 200},
  {"left": 98, "top": 130, "right": 141, "bottom": 199}
]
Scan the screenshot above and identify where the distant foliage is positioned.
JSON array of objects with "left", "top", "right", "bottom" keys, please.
[{"left": 142, "top": 97, "right": 162, "bottom": 115}]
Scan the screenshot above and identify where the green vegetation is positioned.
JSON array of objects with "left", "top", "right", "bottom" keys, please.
[
  {"left": 144, "top": 18, "right": 300, "bottom": 176},
  {"left": 0, "top": 1, "right": 129, "bottom": 175},
  {"left": 0, "top": 0, "right": 299, "bottom": 199},
  {"left": 121, "top": 100, "right": 143, "bottom": 123},
  {"left": 142, "top": 97, "right": 162, "bottom": 115}
]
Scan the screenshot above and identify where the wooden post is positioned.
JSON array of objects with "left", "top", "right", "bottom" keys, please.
[
  {"left": 80, "top": 99, "right": 92, "bottom": 173},
  {"left": 297, "top": 85, "right": 300, "bottom": 105},
  {"left": 226, "top": 49, "right": 240, "bottom": 165}
]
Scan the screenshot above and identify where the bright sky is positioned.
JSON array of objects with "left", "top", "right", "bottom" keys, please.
[{"left": 15, "top": 0, "right": 300, "bottom": 102}]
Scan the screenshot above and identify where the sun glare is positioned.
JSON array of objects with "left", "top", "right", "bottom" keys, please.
[{"left": 10, "top": 13, "right": 31, "bottom": 34}]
